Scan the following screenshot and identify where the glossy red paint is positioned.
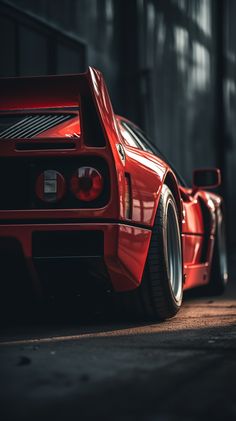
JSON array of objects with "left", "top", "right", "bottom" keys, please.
[{"left": 0, "top": 67, "right": 224, "bottom": 295}]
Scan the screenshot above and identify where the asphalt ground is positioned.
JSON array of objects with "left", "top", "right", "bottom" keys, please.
[{"left": 0, "top": 256, "right": 236, "bottom": 421}]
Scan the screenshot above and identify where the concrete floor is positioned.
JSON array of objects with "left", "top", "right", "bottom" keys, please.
[{"left": 0, "top": 259, "right": 236, "bottom": 421}]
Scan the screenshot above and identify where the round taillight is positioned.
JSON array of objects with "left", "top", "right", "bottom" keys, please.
[
  {"left": 36, "top": 170, "right": 66, "bottom": 203},
  {"left": 70, "top": 167, "right": 103, "bottom": 201}
]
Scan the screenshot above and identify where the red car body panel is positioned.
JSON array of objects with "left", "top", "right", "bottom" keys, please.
[{"left": 0, "top": 67, "right": 222, "bottom": 296}]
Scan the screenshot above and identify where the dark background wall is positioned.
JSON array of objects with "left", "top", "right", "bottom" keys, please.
[{"left": 0, "top": 0, "right": 235, "bottom": 247}]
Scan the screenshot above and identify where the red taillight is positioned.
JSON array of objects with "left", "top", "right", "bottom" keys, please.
[
  {"left": 70, "top": 167, "right": 103, "bottom": 201},
  {"left": 36, "top": 170, "right": 66, "bottom": 203}
]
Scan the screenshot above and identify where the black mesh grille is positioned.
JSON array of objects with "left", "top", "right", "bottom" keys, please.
[{"left": 0, "top": 114, "right": 74, "bottom": 139}]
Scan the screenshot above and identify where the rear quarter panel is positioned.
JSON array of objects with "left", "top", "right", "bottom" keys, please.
[{"left": 122, "top": 146, "right": 167, "bottom": 226}]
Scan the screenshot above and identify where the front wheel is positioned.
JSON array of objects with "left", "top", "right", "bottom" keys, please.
[{"left": 116, "top": 185, "right": 183, "bottom": 321}]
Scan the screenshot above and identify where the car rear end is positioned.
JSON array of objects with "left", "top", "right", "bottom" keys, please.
[{"left": 0, "top": 68, "right": 152, "bottom": 305}]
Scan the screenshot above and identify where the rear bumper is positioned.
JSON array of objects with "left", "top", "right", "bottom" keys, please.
[{"left": 0, "top": 222, "right": 152, "bottom": 296}]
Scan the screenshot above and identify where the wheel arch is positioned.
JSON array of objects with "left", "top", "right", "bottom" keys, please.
[
  {"left": 198, "top": 196, "right": 212, "bottom": 262},
  {"left": 196, "top": 191, "right": 223, "bottom": 263},
  {"left": 163, "top": 171, "right": 183, "bottom": 228}
]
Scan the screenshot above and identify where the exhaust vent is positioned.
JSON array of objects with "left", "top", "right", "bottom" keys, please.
[{"left": 0, "top": 114, "right": 74, "bottom": 139}]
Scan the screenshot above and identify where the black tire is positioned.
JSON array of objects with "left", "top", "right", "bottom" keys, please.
[
  {"left": 115, "top": 185, "right": 183, "bottom": 321},
  {"left": 206, "top": 206, "right": 228, "bottom": 295}
]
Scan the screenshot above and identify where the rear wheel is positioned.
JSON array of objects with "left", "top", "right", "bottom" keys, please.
[{"left": 115, "top": 185, "right": 183, "bottom": 321}]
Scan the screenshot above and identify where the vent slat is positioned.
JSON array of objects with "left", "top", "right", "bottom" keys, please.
[
  {"left": 0, "top": 114, "right": 74, "bottom": 139},
  {"left": 0, "top": 115, "right": 31, "bottom": 137},
  {"left": 23, "top": 115, "right": 70, "bottom": 139},
  {"left": 6, "top": 115, "right": 46, "bottom": 139},
  {"left": 13, "top": 115, "right": 56, "bottom": 139}
]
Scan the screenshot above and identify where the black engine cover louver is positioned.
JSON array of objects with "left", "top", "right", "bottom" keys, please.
[{"left": 0, "top": 114, "right": 74, "bottom": 139}]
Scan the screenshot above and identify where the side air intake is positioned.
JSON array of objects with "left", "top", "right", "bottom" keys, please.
[{"left": 0, "top": 114, "right": 74, "bottom": 139}]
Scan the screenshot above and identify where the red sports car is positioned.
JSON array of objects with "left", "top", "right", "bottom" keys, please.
[{"left": 0, "top": 67, "right": 228, "bottom": 320}]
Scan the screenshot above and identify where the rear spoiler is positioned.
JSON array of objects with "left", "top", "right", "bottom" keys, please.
[
  {"left": 0, "top": 67, "right": 99, "bottom": 110},
  {"left": 0, "top": 67, "right": 120, "bottom": 148}
]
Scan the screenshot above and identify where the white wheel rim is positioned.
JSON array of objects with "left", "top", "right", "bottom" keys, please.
[{"left": 166, "top": 202, "right": 182, "bottom": 302}]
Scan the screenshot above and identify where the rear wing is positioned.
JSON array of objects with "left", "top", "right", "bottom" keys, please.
[{"left": 0, "top": 67, "right": 120, "bottom": 148}]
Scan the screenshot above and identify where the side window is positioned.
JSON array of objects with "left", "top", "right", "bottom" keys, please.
[
  {"left": 127, "top": 121, "right": 188, "bottom": 187},
  {"left": 125, "top": 122, "right": 161, "bottom": 156},
  {"left": 120, "top": 120, "right": 149, "bottom": 151},
  {"left": 119, "top": 121, "right": 141, "bottom": 148},
  {"left": 131, "top": 125, "right": 159, "bottom": 155}
]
